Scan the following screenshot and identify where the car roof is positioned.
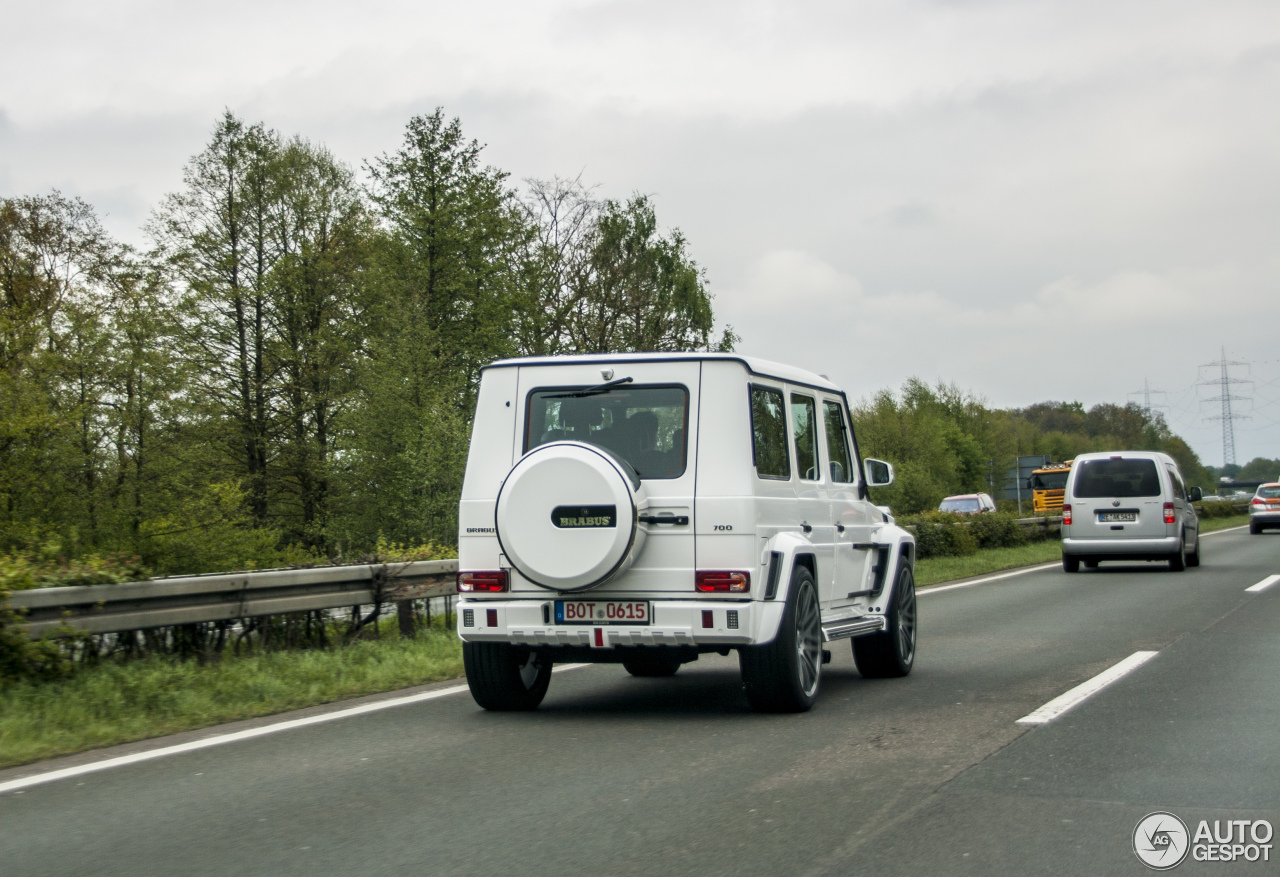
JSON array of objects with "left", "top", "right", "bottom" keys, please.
[
  {"left": 941, "top": 494, "right": 981, "bottom": 501},
  {"left": 1258, "top": 483, "right": 1280, "bottom": 489},
  {"left": 1071, "top": 450, "right": 1175, "bottom": 464},
  {"left": 483, "top": 352, "right": 843, "bottom": 393}
]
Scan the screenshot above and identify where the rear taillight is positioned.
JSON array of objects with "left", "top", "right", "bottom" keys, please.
[
  {"left": 1163, "top": 502, "right": 1175, "bottom": 524},
  {"left": 1253, "top": 497, "right": 1265, "bottom": 506},
  {"left": 1062, "top": 504, "right": 1072, "bottom": 525},
  {"left": 695, "top": 571, "right": 751, "bottom": 593},
  {"left": 457, "top": 571, "right": 509, "bottom": 593}
]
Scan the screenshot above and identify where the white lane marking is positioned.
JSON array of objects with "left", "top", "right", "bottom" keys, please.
[
  {"left": 0, "top": 663, "right": 590, "bottom": 795},
  {"left": 1201, "top": 525, "right": 1247, "bottom": 537},
  {"left": 1246, "top": 575, "right": 1280, "bottom": 593},
  {"left": 919, "top": 563, "right": 1059, "bottom": 596},
  {"left": 1016, "top": 651, "right": 1158, "bottom": 725}
]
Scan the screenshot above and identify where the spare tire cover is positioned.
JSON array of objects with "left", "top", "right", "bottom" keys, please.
[{"left": 496, "top": 442, "right": 648, "bottom": 592}]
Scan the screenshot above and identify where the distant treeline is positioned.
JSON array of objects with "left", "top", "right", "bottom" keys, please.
[
  {"left": 851, "top": 380, "right": 1214, "bottom": 513},
  {"left": 1, "top": 109, "right": 1218, "bottom": 575},
  {"left": 0, "top": 110, "right": 731, "bottom": 574}
]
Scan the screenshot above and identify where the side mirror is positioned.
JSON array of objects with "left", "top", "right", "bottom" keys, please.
[
  {"left": 1189, "top": 486, "right": 1203, "bottom": 502},
  {"left": 864, "top": 458, "right": 894, "bottom": 487}
]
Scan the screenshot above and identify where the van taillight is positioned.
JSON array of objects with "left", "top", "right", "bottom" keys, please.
[
  {"left": 457, "top": 571, "right": 509, "bottom": 592},
  {"left": 695, "top": 571, "right": 751, "bottom": 593},
  {"left": 1062, "top": 504, "right": 1072, "bottom": 525},
  {"left": 1163, "top": 503, "right": 1175, "bottom": 524}
]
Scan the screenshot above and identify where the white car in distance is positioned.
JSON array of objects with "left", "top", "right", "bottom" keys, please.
[{"left": 455, "top": 353, "right": 917, "bottom": 713}]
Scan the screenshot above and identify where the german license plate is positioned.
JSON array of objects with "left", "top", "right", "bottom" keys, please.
[
  {"left": 1098, "top": 512, "right": 1137, "bottom": 523},
  {"left": 554, "top": 600, "right": 649, "bottom": 625}
]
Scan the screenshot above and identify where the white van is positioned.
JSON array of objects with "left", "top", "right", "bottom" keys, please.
[
  {"left": 1060, "top": 451, "right": 1202, "bottom": 572},
  {"left": 455, "top": 353, "right": 917, "bottom": 712}
]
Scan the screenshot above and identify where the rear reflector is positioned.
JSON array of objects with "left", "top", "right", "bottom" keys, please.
[
  {"left": 701, "top": 610, "right": 714, "bottom": 628},
  {"left": 457, "top": 571, "right": 509, "bottom": 592},
  {"left": 1062, "top": 504, "right": 1072, "bottom": 525},
  {"left": 695, "top": 570, "right": 751, "bottom": 593},
  {"left": 594, "top": 628, "right": 604, "bottom": 647},
  {"left": 1163, "top": 502, "right": 1175, "bottom": 524},
  {"left": 486, "top": 609, "right": 498, "bottom": 627}
]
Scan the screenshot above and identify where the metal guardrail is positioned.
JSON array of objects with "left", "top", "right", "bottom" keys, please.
[{"left": 5, "top": 559, "right": 459, "bottom": 638}]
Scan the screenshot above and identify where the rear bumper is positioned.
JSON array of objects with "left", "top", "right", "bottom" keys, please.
[
  {"left": 456, "top": 597, "right": 785, "bottom": 648},
  {"left": 1249, "top": 509, "right": 1280, "bottom": 524},
  {"left": 1062, "top": 536, "right": 1179, "bottom": 559}
]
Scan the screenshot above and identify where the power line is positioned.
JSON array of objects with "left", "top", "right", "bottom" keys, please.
[
  {"left": 1198, "top": 346, "right": 1251, "bottom": 466},
  {"left": 1128, "top": 378, "right": 1168, "bottom": 421}
]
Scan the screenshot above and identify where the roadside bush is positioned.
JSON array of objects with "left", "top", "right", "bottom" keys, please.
[
  {"left": 901, "top": 511, "right": 1035, "bottom": 559},
  {"left": 1193, "top": 501, "right": 1249, "bottom": 519}
]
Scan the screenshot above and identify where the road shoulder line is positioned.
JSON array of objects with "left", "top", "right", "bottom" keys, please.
[
  {"left": 1016, "top": 650, "right": 1158, "bottom": 725},
  {"left": 0, "top": 664, "right": 588, "bottom": 795}
]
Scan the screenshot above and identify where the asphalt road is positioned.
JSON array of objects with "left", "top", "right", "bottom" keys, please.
[{"left": 2, "top": 527, "right": 1277, "bottom": 876}]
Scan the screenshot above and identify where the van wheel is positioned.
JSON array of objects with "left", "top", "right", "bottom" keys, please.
[
  {"left": 1186, "top": 535, "right": 1201, "bottom": 568},
  {"left": 623, "top": 652, "right": 683, "bottom": 677},
  {"left": 1063, "top": 556, "right": 1080, "bottom": 573},
  {"left": 740, "top": 566, "right": 822, "bottom": 713},
  {"left": 1168, "top": 535, "right": 1186, "bottom": 572},
  {"left": 463, "top": 642, "right": 552, "bottom": 710},
  {"left": 854, "top": 561, "right": 917, "bottom": 678}
]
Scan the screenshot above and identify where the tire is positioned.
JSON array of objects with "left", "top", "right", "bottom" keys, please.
[
  {"left": 1186, "top": 534, "right": 1201, "bottom": 568},
  {"left": 623, "top": 652, "right": 683, "bottom": 677},
  {"left": 854, "top": 560, "right": 917, "bottom": 679},
  {"left": 463, "top": 642, "right": 552, "bottom": 710},
  {"left": 1250, "top": 521, "right": 1261, "bottom": 535},
  {"left": 1063, "top": 555, "right": 1080, "bottom": 573},
  {"left": 740, "top": 566, "right": 822, "bottom": 712},
  {"left": 1169, "top": 534, "right": 1186, "bottom": 572},
  {"left": 1084, "top": 560, "right": 1098, "bottom": 569}
]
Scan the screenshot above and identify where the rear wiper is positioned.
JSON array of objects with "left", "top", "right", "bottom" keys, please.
[{"left": 547, "top": 376, "right": 633, "bottom": 399}]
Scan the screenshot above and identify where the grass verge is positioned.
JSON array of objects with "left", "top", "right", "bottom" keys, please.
[
  {"left": 0, "top": 630, "right": 462, "bottom": 769},
  {"left": 915, "top": 541, "right": 1062, "bottom": 587},
  {"left": 1198, "top": 514, "right": 1249, "bottom": 533}
]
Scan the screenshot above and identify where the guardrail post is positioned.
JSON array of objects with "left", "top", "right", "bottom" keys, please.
[{"left": 397, "top": 599, "right": 415, "bottom": 638}]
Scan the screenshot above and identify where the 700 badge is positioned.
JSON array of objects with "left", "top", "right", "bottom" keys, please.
[{"left": 554, "top": 600, "right": 650, "bottom": 625}]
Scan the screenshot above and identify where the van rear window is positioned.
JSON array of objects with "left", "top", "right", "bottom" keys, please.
[
  {"left": 524, "top": 385, "right": 688, "bottom": 479},
  {"left": 1072, "top": 459, "right": 1161, "bottom": 498}
]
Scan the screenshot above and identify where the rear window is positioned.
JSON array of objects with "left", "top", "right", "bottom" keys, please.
[
  {"left": 1258, "top": 487, "right": 1280, "bottom": 499},
  {"left": 940, "top": 498, "right": 980, "bottom": 512},
  {"left": 525, "top": 384, "right": 688, "bottom": 479},
  {"left": 1072, "top": 459, "right": 1162, "bottom": 498}
]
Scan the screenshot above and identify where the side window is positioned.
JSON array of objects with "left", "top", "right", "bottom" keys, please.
[
  {"left": 791, "top": 394, "right": 819, "bottom": 481},
  {"left": 1167, "top": 465, "right": 1186, "bottom": 500},
  {"left": 750, "top": 385, "right": 790, "bottom": 479},
  {"left": 822, "top": 400, "right": 854, "bottom": 483}
]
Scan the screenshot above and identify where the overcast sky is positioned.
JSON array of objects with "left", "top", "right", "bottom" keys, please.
[{"left": 3, "top": 0, "right": 1278, "bottom": 467}]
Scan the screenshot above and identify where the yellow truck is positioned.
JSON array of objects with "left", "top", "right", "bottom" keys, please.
[{"left": 1028, "top": 461, "right": 1072, "bottom": 514}]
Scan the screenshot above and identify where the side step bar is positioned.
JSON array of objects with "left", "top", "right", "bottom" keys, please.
[{"left": 821, "top": 616, "right": 887, "bottom": 642}]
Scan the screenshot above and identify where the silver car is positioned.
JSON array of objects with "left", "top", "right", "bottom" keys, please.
[
  {"left": 1249, "top": 483, "right": 1280, "bottom": 534},
  {"left": 1061, "top": 451, "right": 1202, "bottom": 572}
]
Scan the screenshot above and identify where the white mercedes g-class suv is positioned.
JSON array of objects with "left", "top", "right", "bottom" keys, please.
[{"left": 455, "top": 353, "right": 917, "bottom": 713}]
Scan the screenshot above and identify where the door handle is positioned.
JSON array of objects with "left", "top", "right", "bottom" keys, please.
[
  {"left": 801, "top": 523, "right": 813, "bottom": 534},
  {"left": 638, "top": 514, "right": 689, "bottom": 525},
  {"left": 836, "top": 523, "right": 845, "bottom": 533}
]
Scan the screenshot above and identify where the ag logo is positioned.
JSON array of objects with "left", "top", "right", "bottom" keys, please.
[{"left": 1134, "top": 812, "right": 1190, "bottom": 870}]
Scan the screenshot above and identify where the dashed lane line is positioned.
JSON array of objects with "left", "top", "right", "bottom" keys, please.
[
  {"left": 1246, "top": 575, "right": 1280, "bottom": 593},
  {"left": 0, "top": 664, "right": 590, "bottom": 796},
  {"left": 1016, "top": 651, "right": 1158, "bottom": 725}
]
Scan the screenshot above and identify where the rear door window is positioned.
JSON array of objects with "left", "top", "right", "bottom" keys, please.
[
  {"left": 1072, "top": 459, "right": 1162, "bottom": 498},
  {"left": 750, "top": 385, "right": 790, "bottom": 479},
  {"left": 791, "top": 394, "right": 820, "bottom": 481},
  {"left": 525, "top": 384, "right": 689, "bottom": 479}
]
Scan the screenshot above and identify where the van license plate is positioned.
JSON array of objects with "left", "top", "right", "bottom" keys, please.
[
  {"left": 1098, "top": 512, "right": 1137, "bottom": 523},
  {"left": 554, "top": 600, "right": 649, "bottom": 625}
]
